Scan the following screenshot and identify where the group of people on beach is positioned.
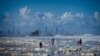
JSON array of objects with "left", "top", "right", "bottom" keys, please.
[{"left": 39, "top": 38, "right": 82, "bottom": 51}]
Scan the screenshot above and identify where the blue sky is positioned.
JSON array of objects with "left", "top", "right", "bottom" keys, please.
[
  {"left": 0, "top": 0, "right": 100, "bottom": 36},
  {"left": 0, "top": 0, "right": 100, "bottom": 14}
]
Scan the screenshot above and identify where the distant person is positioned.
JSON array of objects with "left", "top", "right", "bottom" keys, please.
[
  {"left": 77, "top": 38, "right": 82, "bottom": 45},
  {"left": 77, "top": 38, "right": 82, "bottom": 51},
  {"left": 94, "top": 53, "right": 96, "bottom": 56},
  {"left": 39, "top": 42, "right": 43, "bottom": 48},
  {"left": 47, "top": 54, "right": 50, "bottom": 56},
  {"left": 51, "top": 38, "right": 55, "bottom": 45}
]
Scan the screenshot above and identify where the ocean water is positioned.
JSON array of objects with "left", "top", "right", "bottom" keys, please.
[{"left": 0, "top": 35, "right": 100, "bottom": 56}]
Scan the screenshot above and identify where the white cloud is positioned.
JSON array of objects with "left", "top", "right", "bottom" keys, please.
[
  {"left": 94, "top": 11, "right": 100, "bottom": 19},
  {"left": 19, "top": 6, "right": 30, "bottom": 16},
  {"left": 44, "top": 12, "right": 53, "bottom": 18},
  {"left": 3, "top": 6, "right": 99, "bottom": 35},
  {"left": 75, "top": 13, "right": 84, "bottom": 18},
  {"left": 61, "top": 12, "right": 84, "bottom": 20},
  {"left": 61, "top": 12, "right": 67, "bottom": 19},
  {"left": 94, "top": 11, "right": 100, "bottom": 25},
  {"left": 61, "top": 12, "right": 72, "bottom": 19}
]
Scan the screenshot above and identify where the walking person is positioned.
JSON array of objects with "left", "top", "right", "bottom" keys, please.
[
  {"left": 39, "top": 42, "right": 43, "bottom": 48},
  {"left": 77, "top": 38, "right": 82, "bottom": 51}
]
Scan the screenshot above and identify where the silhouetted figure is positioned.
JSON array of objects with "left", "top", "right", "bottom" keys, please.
[
  {"left": 51, "top": 38, "right": 55, "bottom": 56},
  {"left": 39, "top": 42, "right": 43, "bottom": 48},
  {"left": 47, "top": 54, "right": 50, "bottom": 56},
  {"left": 78, "top": 38, "right": 82, "bottom": 45},
  {"left": 51, "top": 38, "right": 55, "bottom": 45},
  {"left": 77, "top": 38, "right": 82, "bottom": 51},
  {"left": 94, "top": 53, "right": 96, "bottom": 56}
]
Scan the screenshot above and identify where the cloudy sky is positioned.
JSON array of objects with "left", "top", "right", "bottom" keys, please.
[{"left": 0, "top": 0, "right": 100, "bottom": 36}]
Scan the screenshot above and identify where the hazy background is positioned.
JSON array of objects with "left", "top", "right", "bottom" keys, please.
[{"left": 0, "top": 0, "right": 100, "bottom": 36}]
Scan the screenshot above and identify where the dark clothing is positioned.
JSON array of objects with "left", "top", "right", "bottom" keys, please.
[
  {"left": 39, "top": 42, "right": 42, "bottom": 48},
  {"left": 52, "top": 38, "right": 55, "bottom": 45},
  {"left": 78, "top": 38, "right": 82, "bottom": 45}
]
